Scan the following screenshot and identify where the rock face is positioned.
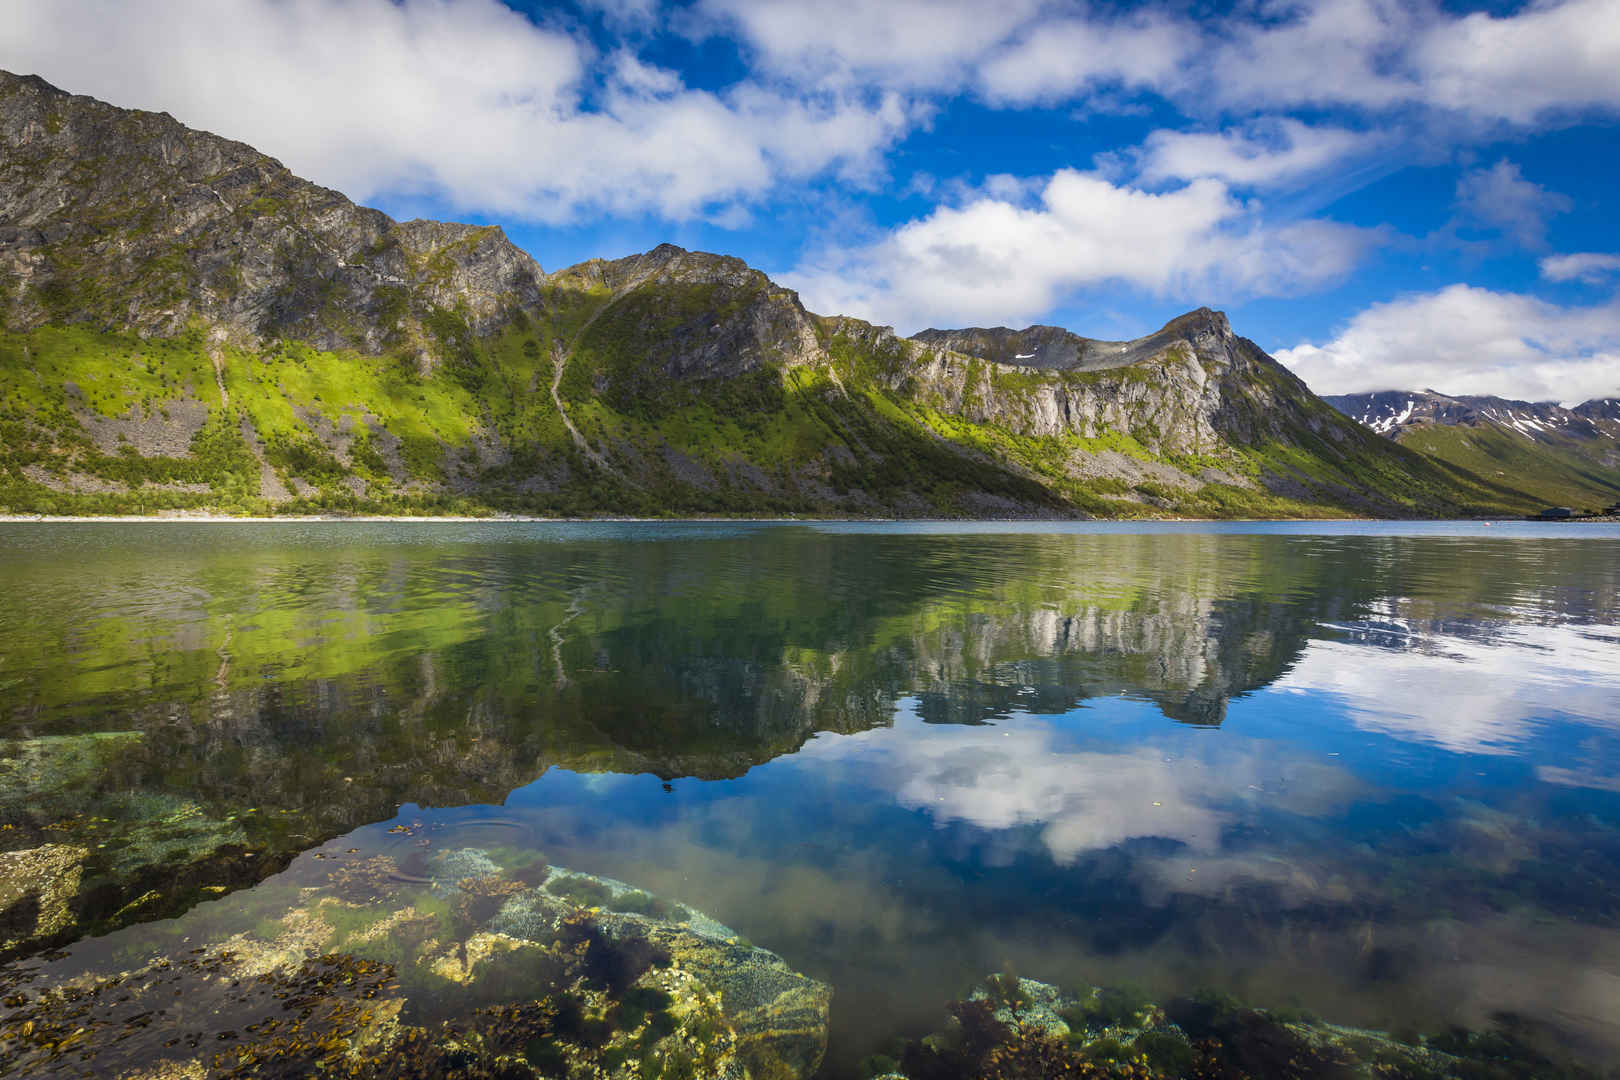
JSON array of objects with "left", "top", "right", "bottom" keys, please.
[
  {"left": 913, "top": 308, "right": 1249, "bottom": 375},
  {"left": 0, "top": 68, "right": 1530, "bottom": 518},
  {"left": 0, "top": 71, "right": 543, "bottom": 350},
  {"left": 907, "top": 308, "right": 1340, "bottom": 456}
]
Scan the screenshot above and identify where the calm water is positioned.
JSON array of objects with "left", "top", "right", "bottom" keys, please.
[{"left": 3, "top": 520, "right": 1620, "bottom": 1075}]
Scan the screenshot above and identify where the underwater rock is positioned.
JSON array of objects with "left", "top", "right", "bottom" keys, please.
[
  {"left": 0, "top": 730, "right": 270, "bottom": 960},
  {"left": 0, "top": 848, "right": 830, "bottom": 1079},
  {"left": 0, "top": 843, "right": 86, "bottom": 957},
  {"left": 887, "top": 974, "right": 1599, "bottom": 1080},
  {"left": 426, "top": 846, "right": 503, "bottom": 893},
  {"left": 488, "top": 862, "right": 833, "bottom": 1078}
]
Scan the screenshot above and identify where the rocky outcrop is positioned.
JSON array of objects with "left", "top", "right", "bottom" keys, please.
[
  {"left": 914, "top": 307, "right": 1243, "bottom": 375},
  {"left": 1575, "top": 397, "right": 1620, "bottom": 423},
  {"left": 0, "top": 70, "right": 544, "bottom": 350},
  {"left": 905, "top": 309, "right": 1366, "bottom": 457}
]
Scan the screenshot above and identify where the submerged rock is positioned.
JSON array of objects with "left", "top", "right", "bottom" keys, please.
[
  {"left": 0, "top": 848, "right": 830, "bottom": 1080},
  {"left": 882, "top": 974, "right": 1600, "bottom": 1080},
  {"left": 0, "top": 843, "right": 86, "bottom": 957}
]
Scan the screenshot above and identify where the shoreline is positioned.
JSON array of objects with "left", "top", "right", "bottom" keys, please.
[{"left": 1, "top": 513, "right": 1609, "bottom": 525}]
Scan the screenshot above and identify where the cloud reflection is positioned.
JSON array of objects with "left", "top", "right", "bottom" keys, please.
[
  {"left": 802, "top": 705, "right": 1362, "bottom": 864},
  {"left": 1276, "top": 622, "right": 1620, "bottom": 755}
]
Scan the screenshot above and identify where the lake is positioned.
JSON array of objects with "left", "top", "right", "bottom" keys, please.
[{"left": 2, "top": 520, "right": 1619, "bottom": 1078}]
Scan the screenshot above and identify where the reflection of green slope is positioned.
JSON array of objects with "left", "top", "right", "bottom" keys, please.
[{"left": 3, "top": 528, "right": 1619, "bottom": 957}]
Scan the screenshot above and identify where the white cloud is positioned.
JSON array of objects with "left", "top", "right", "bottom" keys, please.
[
  {"left": 1414, "top": 0, "right": 1620, "bottom": 123},
  {"left": 700, "top": 0, "right": 1044, "bottom": 92},
  {"left": 3, "top": 0, "right": 1616, "bottom": 240},
  {"left": 1203, "top": 0, "right": 1620, "bottom": 122},
  {"left": 784, "top": 170, "right": 1377, "bottom": 331},
  {"left": 1541, "top": 253, "right": 1620, "bottom": 283},
  {"left": 1454, "top": 160, "right": 1572, "bottom": 249},
  {"left": 1136, "top": 119, "right": 1380, "bottom": 189},
  {"left": 1199, "top": 0, "right": 1425, "bottom": 112},
  {"left": 1275, "top": 284, "right": 1620, "bottom": 400},
  {"left": 0, "top": 0, "right": 913, "bottom": 224},
  {"left": 974, "top": 13, "right": 1196, "bottom": 106},
  {"left": 706, "top": 0, "right": 1620, "bottom": 125}
]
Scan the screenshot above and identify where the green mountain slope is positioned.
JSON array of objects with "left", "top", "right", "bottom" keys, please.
[
  {"left": 0, "top": 70, "right": 1542, "bottom": 518},
  {"left": 1327, "top": 390, "right": 1620, "bottom": 513},
  {"left": 1398, "top": 423, "right": 1620, "bottom": 511}
]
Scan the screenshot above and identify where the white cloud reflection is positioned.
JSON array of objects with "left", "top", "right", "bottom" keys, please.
[
  {"left": 801, "top": 707, "right": 1362, "bottom": 864},
  {"left": 1277, "top": 621, "right": 1620, "bottom": 755}
]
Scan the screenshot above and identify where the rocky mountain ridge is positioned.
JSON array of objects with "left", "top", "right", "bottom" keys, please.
[
  {"left": 0, "top": 71, "right": 543, "bottom": 353},
  {"left": 0, "top": 69, "right": 1555, "bottom": 519},
  {"left": 1327, "top": 388, "right": 1620, "bottom": 441}
]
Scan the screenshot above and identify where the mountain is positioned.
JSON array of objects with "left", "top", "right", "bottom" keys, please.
[
  {"left": 0, "top": 70, "right": 1541, "bottom": 518},
  {"left": 1327, "top": 389, "right": 1620, "bottom": 511}
]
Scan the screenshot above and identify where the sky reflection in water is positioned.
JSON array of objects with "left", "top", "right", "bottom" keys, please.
[{"left": 1, "top": 521, "right": 1618, "bottom": 1075}]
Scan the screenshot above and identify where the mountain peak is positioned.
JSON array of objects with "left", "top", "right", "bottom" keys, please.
[{"left": 0, "top": 67, "right": 545, "bottom": 349}]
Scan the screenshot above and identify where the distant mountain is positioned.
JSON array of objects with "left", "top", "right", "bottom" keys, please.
[
  {"left": 1327, "top": 389, "right": 1620, "bottom": 510},
  {"left": 1575, "top": 398, "right": 1620, "bottom": 423},
  {"left": 0, "top": 70, "right": 1548, "bottom": 518}
]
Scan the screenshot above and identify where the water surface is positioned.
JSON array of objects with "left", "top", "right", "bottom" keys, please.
[{"left": 2, "top": 520, "right": 1619, "bottom": 1074}]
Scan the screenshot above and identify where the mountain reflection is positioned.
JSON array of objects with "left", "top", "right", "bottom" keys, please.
[{"left": 1, "top": 523, "right": 1618, "bottom": 975}]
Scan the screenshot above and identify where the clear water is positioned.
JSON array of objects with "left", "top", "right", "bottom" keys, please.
[{"left": 2, "top": 520, "right": 1619, "bottom": 1074}]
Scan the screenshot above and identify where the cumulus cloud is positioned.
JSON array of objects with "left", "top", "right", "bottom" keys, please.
[
  {"left": 1275, "top": 284, "right": 1620, "bottom": 401},
  {"left": 700, "top": 0, "right": 1045, "bottom": 92},
  {"left": 1199, "top": 0, "right": 1425, "bottom": 112},
  {"left": 1454, "top": 160, "right": 1572, "bottom": 249},
  {"left": 784, "top": 170, "right": 1378, "bottom": 330},
  {"left": 1135, "top": 119, "right": 1381, "bottom": 189},
  {"left": 1413, "top": 0, "right": 1620, "bottom": 123},
  {"left": 5, "top": 0, "right": 1618, "bottom": 235},
  {"left": 1190, "top": 0, "right": 1620, "bottom": 122},
  {"left": 1541, "top": 253, "right": 1620, "bottom": 283},
  {"left": 0, "top": 0, "right": 913, "bottom": 223},
  {"left": 974, "top": 13, "right": 1196, "bottom": 106}
]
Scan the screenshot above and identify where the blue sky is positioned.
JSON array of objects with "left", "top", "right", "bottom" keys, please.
[{"left": 4, "top": 0, "right": 1620, "bottom": 402}]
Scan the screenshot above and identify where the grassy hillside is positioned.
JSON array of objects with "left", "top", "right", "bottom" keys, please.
[
  {"left": 1395, "top": 422, "right": 1620, "bottom": 512},
  {"left": 0, "top": 312, "right": 1553, "bottom": 519}
]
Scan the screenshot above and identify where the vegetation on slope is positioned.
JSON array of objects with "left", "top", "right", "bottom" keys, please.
[
  {"left": 0, "top": 310, "right": 1567, "bottom": 519},
  {"left": 1395, "top": 422, "right": 1620, "bottom": 512}
]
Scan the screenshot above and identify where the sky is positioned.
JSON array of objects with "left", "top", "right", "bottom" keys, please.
[{"left": 4, "top": 0, "right": 1620, "bottom": 403}]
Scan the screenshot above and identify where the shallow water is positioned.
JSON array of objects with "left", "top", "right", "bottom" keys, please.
[{"left": 3, "top": 520, "right": 1620, "bottom": 1075}]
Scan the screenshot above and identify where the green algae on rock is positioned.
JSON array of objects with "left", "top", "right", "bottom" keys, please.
[
  {"left": 0, "top": 843, "right": 85, "bottom": 958},
  {"left": 881, "top": 975, "right": 1603, "bottom": 1080},
  {"left": 0, "top": 847, "right": 830, "bottom": 1080}
]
